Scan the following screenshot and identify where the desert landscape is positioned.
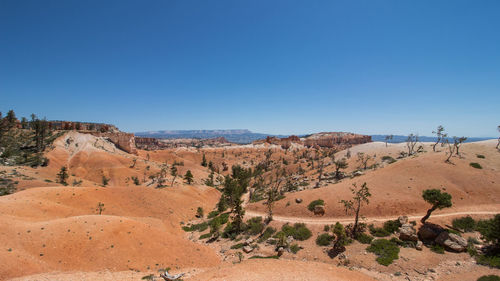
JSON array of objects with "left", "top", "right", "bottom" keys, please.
[
  {"left": 2, "top": 1, "right": 500, "bottom": 280},
  {"left": 0, "top": 113, "right": 499, "bottom": 281}
]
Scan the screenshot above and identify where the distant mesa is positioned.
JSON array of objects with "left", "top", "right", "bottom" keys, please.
[{"left": 254, "top": 132, "right": 372, "bottom": 150}]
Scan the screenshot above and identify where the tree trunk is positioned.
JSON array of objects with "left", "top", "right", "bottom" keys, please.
[
  {"left": 421, "top": 205, "right": 437, "bottom": 224},
  {"left": 353, "top": 200, "right": 361, "bottom": 237},
  {"left": 171, "top": 176, "right": 176, "bottom": 187}
]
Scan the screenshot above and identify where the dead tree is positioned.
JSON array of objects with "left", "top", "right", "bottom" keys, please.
[
  {"left": 432, "top": 126, "right": 447, "bottom": 152},
  {"left": 160, "top": 270, "right": 185, "bottom": 281},
  {"left": 496, "top": 125, "right": 500, "bottom": 150},
  {"left": 384, "top": 135, "right": 393, "bottom": 147},
  {"left": 356, "top": 152, "right": 372, "bottom": 170},
  {"left": 406, "top": 134, "right": 419, "bottom": 156},
  {"left": 444, "top": 139, "right": 455, "bottom": 163}
]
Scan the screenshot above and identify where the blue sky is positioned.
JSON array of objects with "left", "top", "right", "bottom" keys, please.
[{"left": 1, "top": 0, "right": 499, "bottom": 137}]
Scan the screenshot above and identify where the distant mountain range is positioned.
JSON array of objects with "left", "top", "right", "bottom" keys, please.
[
  {"left": 370, "top": 135, "right": 494, "bottom": 144},
  {"left": 135, "top": 130, "right": 494, "bottom": 144},
  {"left": 135, "top": 129, "right": 287, "bottom": 144}
]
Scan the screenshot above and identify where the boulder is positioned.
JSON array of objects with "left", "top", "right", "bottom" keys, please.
[
  {"left": 398, "top": 216, "right": 408, "bottom": 225},
  {"left": 418, "top": 223, "right": 445, "bottom": 241},
  {"left": 399, "top": 224, "right": 418, "bottom": 242},
  {"left": 243, "top": 246, "right": 254, "bottom": 253},
  {"left": 295, "top": 198, "right": 303, "bottom": 204},
  {"left": 416, "top": 241, "right": 423, "bottom": 251},
  {"left": 313, "top": 205, "right": 325, "bottom": 216},
  {"left": 286, "top": 236, "right": 294, "bottom": 244},
  {"left": 435, "top": 232, "right": 467, "bottom": 252},
  {"left": 244, "top": 238, "right": 254, "bottom": 245}
]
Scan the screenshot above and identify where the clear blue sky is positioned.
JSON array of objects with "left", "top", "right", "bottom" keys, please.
[{"left": 1, "top": 0, "right": 499, "bottom": 137}]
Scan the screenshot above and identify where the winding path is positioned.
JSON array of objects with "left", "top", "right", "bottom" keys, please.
[{"left": 245, "top": 210, "right": 499, "bottom": 225}]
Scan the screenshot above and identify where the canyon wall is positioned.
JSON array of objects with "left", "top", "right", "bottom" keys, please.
[
  {"left": 90, "top": 132, "right": 138, "bottom": 155},
  {"left": 135, "top": 136, "right": 230, "bottom": 150}
]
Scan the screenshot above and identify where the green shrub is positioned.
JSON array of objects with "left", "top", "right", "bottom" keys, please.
[
  {"left": 431, "top": 244, "right": 445, "bottom": 254},
  {"left": 476, "top": 154, "right": 486, "bottom": 159},
  {"left": 282, "top": 223, "right": 312, "bottom": 241},
  {"left": 290, "top": 244, "right": 301, "bottom": 254},
  {"left": 476, "top": 255, "right": 500, "bottom": 269},
  {"left": 199, "top": 233, "right": 211, "bottom": 239},
  {"left": 390, "top": 237, "right": 416, "bottom": 248},
  {"left": 246, "top": 216, "right": 265, "bottom": 235},
  {"left": 207, "top": 210, "right": 220, "bottom": 219},
  {"left": 381, "top": 155, "right": 396, "bottom": 164},
  {"left": 356, "top": 232, "right": 374, "bottom": 244},
  {"left": 316, "top": 233, "right": 334, "bottom": 246},
  {"left": 249, "top": 255, "right": 279, "bottom": 259},
  {"left": 230, "top": 243, "right": 244, "bottom": 249},
  {"left": 477, "top": 275, "right": 500, "bottom": 281},
  {"left": 307, "top": 199, "right": 325, "bottom": 211},
  {"left": 366, "top": 239, "right": 400, "bottom": 266},
  {"left": 323, "top": 225, "right": 330, "bottom": 232},
  {"left": 383, "top": 220, "right": 402, "bottom": 234},
  {"left": 369, "top": 224, "right": 391, "bottom": 237},
  {"left": 182, "top": 222, "right": 208, "bottom": 232},
  {"left": 257, "top": 227, "right": 276, "bottom": 243},
  {"left": 470, "top": 162, "right": 483, "bottom": 169}
]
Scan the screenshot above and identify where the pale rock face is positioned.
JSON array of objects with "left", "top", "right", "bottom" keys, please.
[
  {"left": 399, "top": 224, "right": 418, "bottom": 242},
  {"left": 435, "top": 232, "right": 468, "bottom": 252}
]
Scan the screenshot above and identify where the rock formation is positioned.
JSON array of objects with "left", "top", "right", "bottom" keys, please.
[
  {"left": 135, "top": 136, "right": 230, "bottom": 150},
  {"left": 90, "top": 132, "right": 137, "bottom": 155},
  {"left": 253, "top": 132, "right": 371, "bottom": 150}
]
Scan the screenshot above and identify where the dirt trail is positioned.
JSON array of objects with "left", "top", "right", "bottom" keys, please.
[{"left": 245, "top": 210, "right": 499, "bottom": 225}]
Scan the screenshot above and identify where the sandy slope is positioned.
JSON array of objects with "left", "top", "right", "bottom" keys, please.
[
  {"left": 247, "top": 140, "right": 500, "bottom": 220},
  {"left": 0, "top": 185, "right": 220, "bottom": 280}
]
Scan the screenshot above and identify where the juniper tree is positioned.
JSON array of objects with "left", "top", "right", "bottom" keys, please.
[
  {"left": 432, "top": 126, "right": 447, "bottom": 152},
  {"left": 334, "top": 158, "right": 348, "bottom": 180},
  {"left": 96, "top": 202, "right": 105, "bottom": 215},
  {"left": 201, "top": 153, "right": 207, "bottom": 167},
  {"left": 420, "top": 189, "right": 452, "bottom": 223},
  {"left": 340, "top": 182, "right": 371, "bottom": 237},
  {"left": 453, "top": 136, "right": 467, "bottom": 156},
  {"left": 170, "top": 166, "right": 178, "bottom": 186},
  {"left": 184, "top": 170, "right": 194, "bottom": 184},
  {"left": 57, "top": 166, "right": 69, "bottom": 185}
]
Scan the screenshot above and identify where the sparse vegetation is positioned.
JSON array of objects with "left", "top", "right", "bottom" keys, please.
[
  {"left": 355, "top": 232, "right": 374, "bottom": 244},
  {"left": 477, "top": 276, "right": 500, "bottom": 281},
  {"left": 316, "top": 233, "right": 334, "bottom": 246},
  {"left": 470, "top": 162, "right": 483, "bottom": 169},
  {"left": 96, "top": 202, "right": 105, "bottom": 215},
  {"left": 280, "top": 223, "right": 312, "bottom": 241},
  {"left": 452, "top": 216, "right": 476, "bottom": 232},
  {"left": 430, "top": 244, "right": 445, "bottom": 254},
  {"left": 367, "top": 239, "right": 400, "bottom": 266},
  {"left": 290, "top": 243, "right": 301, "bottom": 254}
]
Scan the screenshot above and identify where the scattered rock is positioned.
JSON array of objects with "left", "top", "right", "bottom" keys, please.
[
  {"left": 295, "top": 198, "right": 303, "bottom": 204},
  {"left": 277, "top": 247, "right": 285, "bottom": 257},
  {"left": 313, "top": 205, "right": 325, "bottom": 216},
  {"left": 399, "top": 223, "right": 418, "bottom": 242},
  {"left": 243, "top": 246, "right": 254, "bottom": 253},
  {"left": 418, "top": 223, "right": 445, "bottom": 241},
  {"left": 286, "top": 236, "right": 294, "bottom": 244},
  {"left": 416, "top": 241, "right": 423, "bottom": 251},
  {"left": 398, "top": 215, "right": 408, "bottom": 225},
  {"left": 435, "top": 232, "right": 467, "bottom": 252},
  {"left": 244, "top": 238, "right": 254, "bottom": 245}
]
